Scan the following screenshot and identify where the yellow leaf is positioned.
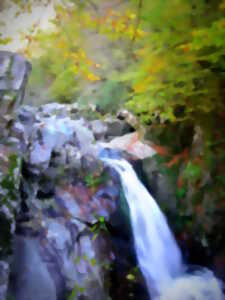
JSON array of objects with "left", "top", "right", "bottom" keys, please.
[
  {"left": 85, "top": 58, "right": 93, "bottom": 65},
  {"left": 148, "top": 57, "right": 164, "bottom": 74},
  {"left": 56, "top": 40, "right": 67, "bottom": 49},
  {"left": 63, "top": 51, "right": 70, "bottom": 59},
  {"left": 127, "top": 25, "right": 135, "bottom": 39},
  {"left": 128, "top": 13, "right": 136, "bottom": 20},
  {"left": 71, "top": 66, "right": 78, "bottom": 74},
  {"left": 136, "top": 29, "right": 145, "bottom": 38},
  {"left": 87, "top": 73, "right": 100, "bottom": 82},
  {"left": 71, "top": 53, "right": 79, "bottom": 61},
  {"left": 79, "top": 49, "right": 86, "bottom": 59}
]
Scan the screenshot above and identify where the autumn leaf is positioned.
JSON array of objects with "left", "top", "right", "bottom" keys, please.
[{"left": 87, "top": 73, "right": 100, "bottom": 81}]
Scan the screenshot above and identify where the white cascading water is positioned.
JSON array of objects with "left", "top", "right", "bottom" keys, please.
[{"left": 102, "top": 157, "right": 224, "bottom": 300}]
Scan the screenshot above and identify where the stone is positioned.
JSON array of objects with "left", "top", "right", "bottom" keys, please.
[
  {"left": 141, "top": 156, "right": 177, "bottom": 212},
  {"left": 105, "top": 117, "right": 135, "bottom": 140},
  {"left": 0, "top": 261, "right": 9, "bottom": 300},
  {"left": 89, "top": 119, "right": 107, "bottom": 140},
  {"left": 101, "top": 132, "right": 156, "bottom": 160},
  {"left": 9, "top": 237, "right": 57, "bottom": 300},
  {"left": 73, "top": 119, "right": 95, "bottom": 154},
  {"left": 0, "top": 51, "right": 31, "bottom": 117},
  {"left": 39, "top": 103, "right": 67, "bottom": 117},
  {"left": 116, "top": 109, "right": 139, "bottom": 129}
]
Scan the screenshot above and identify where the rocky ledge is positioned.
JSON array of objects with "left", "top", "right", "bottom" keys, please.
[{"left": 0, "top": 51, "right": 155, "bottom": 300}]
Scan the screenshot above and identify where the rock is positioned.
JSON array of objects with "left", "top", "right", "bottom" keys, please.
[
  {"left": 141, "top": 155, "right": 177, "bottom": 212},
  {"left": 101, "top": 132, "right": 156, "bottom": 160},
  {"left": 9, "top": 237, "right": 57, "bottom": 300},
  {"left": 89, "top": 120, "right": 107, "bottom": 140},
  {"left": 28, "top": 117, "right": 86, "bottom": 169},
  {"left": 73, "top": 119, "right": 95, "bottom": 154},
  {"left": 17, "top": 105, "right": 37, "bottom": 124},
  {"left": 0, "top": 261, "right": 9, "bottom": 300},
  {"left": 116, "top": 109, "right": 139, "bottom": 129},
  {"left": 0, "top": 51, "right": 31, "bottom": 118},
  {"left": 105, "top": 117, "right": 135, "bottom": 140},
  {"left": 39, "top": 103, "right": 67, "bottom": 117}
]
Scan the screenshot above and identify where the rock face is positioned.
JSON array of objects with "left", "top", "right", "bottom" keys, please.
[
  {"left": 0, "top": 51, "right": 31, "bottom": 136},
  {"left": 0, "top": 99, "right": 152, "bottom": 300},
  {"left": 141, "top": 156, "right": 177, "bottom": 212},
  {"left": 8, "top": 105, "right": 121, "bottom": 300},
  {"left": 102, "top": 132, "right": 156, "bottom": 160},
  {"left": 0, "top": 52, "right": 152, "bottom": 300},
  {"left": 0, "top": 261, "right": 9, "bottom": 300}
]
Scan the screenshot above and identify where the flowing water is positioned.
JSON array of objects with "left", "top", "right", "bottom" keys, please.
[{"left": 101, "top": 157, "right": 224, "bottom": 300}]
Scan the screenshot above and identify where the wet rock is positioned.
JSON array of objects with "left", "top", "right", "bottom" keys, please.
[
  {"left": 0, "top": 212, "right": 12, "bottom": 258},
  {"left": 141, "top": 155, "right": 177, "bottom": 212},
  {"left": 0, "top": 261, "right": 9, "bottom": 300},
  {"left": 9, "top": 236, "right": 57, "bottom": 300},
  {"left": 101, "top": 132, "right": 156, "bottom": 160}
]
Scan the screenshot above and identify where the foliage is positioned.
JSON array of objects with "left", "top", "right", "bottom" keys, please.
[
  {"left": 15, "top": 0, "right": 146, "bottom": 110},
  {"left": 90, "top": 216, "right": 108, "bottom": 241},
  {"left": 21, "top": 3, "right": 101, "bottom": 102},
  {"left": 68, "top": 283, "right": 85, "bottom": 300},
  {"left": 0, "top": 153, "right": 21, "bottom": 257},
  {"left": 85, "top": 172, "right": 109, "bottom": 189},
  {"left": 125, "top": 0, "right": 225, "bottom": 125},
  {"left": 0, "top": 34, "right": 12, "bottom": 45},
  {"left": 115, "top": 0, "right": 225, "bottom": 248},
  {"left": 0, "top": 154, "right": 21, "bottom": 211}
]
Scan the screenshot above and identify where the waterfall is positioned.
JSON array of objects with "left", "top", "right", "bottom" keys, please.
[{"left": 102, "top": 157, "right": 224, "bottom": 300}]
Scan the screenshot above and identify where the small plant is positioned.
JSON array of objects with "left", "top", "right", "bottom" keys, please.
[
  {"left": 68, "top": 284, "right": 85, "bottom": 300},
  {"left": 85, "top": 174, "right": 102, "bottom": 188},
  {"left": 0, "top": 154, "right": 21, "bottom": 211},
  {"left": 90, "top": 216, "right": 108, "bottom": 241},
  {"left": 84, "top": 173, "right": 109, "bottom": 189}
]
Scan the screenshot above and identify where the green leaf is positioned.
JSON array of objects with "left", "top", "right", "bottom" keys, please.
[
  {"left": 183, "top": 162, "right": 201, "bottom": 182},
  {"left": 126, "top": 274, "right": 135, "bottom": 281}
]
